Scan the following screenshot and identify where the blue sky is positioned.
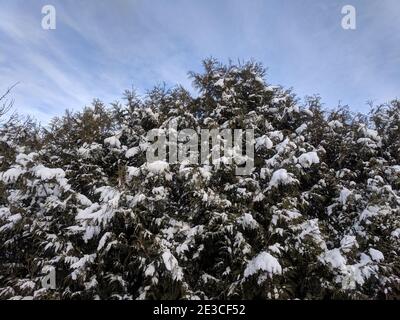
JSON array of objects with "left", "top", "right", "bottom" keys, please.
[{"left": 1, "top": 0, "right": 399, "bottom": 123}]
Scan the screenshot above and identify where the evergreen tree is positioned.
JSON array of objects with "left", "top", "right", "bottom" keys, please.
[{"left": 0, "top": 60, "right": 399, "bottom": 299}]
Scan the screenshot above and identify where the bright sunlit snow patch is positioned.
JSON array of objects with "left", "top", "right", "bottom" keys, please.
[
  {"left": 244, "top": 252, "right": 282, "bottom": 278},
  {"left": 125, "top": 147, "right": 140, "bottom": 158},
  {"left": 214, "top": 79, "right": 225, "bottom": 87},
  {"left": 104, "top": 136, "right": 121, "bottom": 148},
  {"left": 144, "top": 264, "right": 156, "bottom": 277},
  {"left": 339, "top": 187, "right": 352, "bottom": 205},
  {"left": 295, "top": 123, "right": 307, "bottom": 134},
  {"left": 255, "top": 135, "right": 273, "bottom": 150},
  {"left": 321, "top": 248, "right": 346, "bottom": 269},
  {"left": 34, "top": 165, "right": 65, "bottom": 180},
  {"left": 328, "top": 120, "right": 343, "bottom": 129},
  {"left": 162, "top": 249, "right": 184, "bottom": 281},
  {"left": 127, "top": 166, "right": 140, "bottom": 178},
  {"left": 0, "top": 213, "right": 22, "bottom": 232},
  {"left": 237, "top": 213, "right": 259, "bottom": 230},
  {"left": 147, "top": 160, "right": 169, "bottom": 174},
  {"left": 369, "top": 248, "right": 384, "bottom": 262},
  {"left": 340, "top": 235, "right": 358, "bottom": 252},
  {"left": 269, "top": 169, "right": 297, "bottom": 187},
  {"left": 0, "top": 167, "right": 25, "bottom": 183},
  {"left": 298, "top": 151, "right": 319, "bottom": 168},
  {"left": 359, "top": 206, "right": 380, "bottom": 221},
  {"left": 391, "top": 228, "right": 400, "bottom": 238}
]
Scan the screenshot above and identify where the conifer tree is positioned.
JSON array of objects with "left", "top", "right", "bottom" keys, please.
[{"left": 0, "top": 60, "right": 399, "bottom": 299}]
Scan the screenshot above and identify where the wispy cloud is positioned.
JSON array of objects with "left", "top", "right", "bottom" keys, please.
[{"left": 1, "top": 0, "right": 399, "bottom": 122}]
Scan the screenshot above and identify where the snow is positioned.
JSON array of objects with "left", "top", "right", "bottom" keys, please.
[
  {"left": 0, "top": 167, "right": 24, "bottom": 183},
  {"left": 152, "top": 186, "right": 168, "bottom": 201},
  {"left": 34, "top": 165, "right": 65, "bottom": 180},
  {"left": 284, "top": 209, "right": 302, "bottom": 220},
  {"left": 369, "top": 248, "right": 384, "bottom": 262},
  {"left": 201, "top": 273, "right": 218, "bottom": 284},
  {"left": 298, "top": 151, "right": 319, "bottom": 168},
  {"left": 255, "top": 76, "right": 264, "bottom": 84},
  {"left": 336, "top": 249, "right": 386, "bottom": 290},
  {"left": 269, "top": 169, "right": 297, "bottom": 187},
  {"left": 1, "top": 60, "right": 399, "bottom": 300},
  {"left": 127, "top": 166, "right": 140, "bottom": 178},
  {"left": 76, "top": 194, "right": 92, "bottom": 206},
  {"left": 0, "top": 207, "right": 11, "bottom": 219},
  {"left": 198, "top": 166, "right": 212, "bottom": 181},
  {"left": 96, "top": 186, "right": 120, "bottom": 208},
  {"left": 20, "top": 281, "right": 35, "bottom": 290},
  {"left": 176, "top": 243, "right": 189, "bottom": 255},
  {"left": 15, "top": 153, "right": 36, "bottom": 166},
  {"left": 302, "top": 108, "right": 313, "bottom": 117},
  {"left": 7, "top": 213, "right": 21, "bottom": 223},
  {"left": 390, "top": 165, "right": 400, "bottom": 173},
  {"left": 0, "top": 213, "right": 22, "bottom": 232},
  {"left": 237, "top": 213, "right": 259, "bottom": 230},
  {"left": 359, "top": 206, "right": 380, "bottom": 221},
  {"left": 295, "top": 219, "right": 325, "bottom": 245},
  {"left": 104, "top": 136, "right": 121, "bottom": 148},
  {"left": 321, "top": 248, "right": 346, "bottom": 269},
  {"left": 357, "top": 137, "right": 373, "bottom": 145},
  {"left": 83, "top": 226, "right": 101, "bottom": 242},
  {"left": 255, "top": 135, "right": 273, "bottom": 150},
  {"left": 132, "top": 193, "right": 146, "bottom": 206},
  {"left": 357, "top": 127, "right": 381, "bottom": 148},
  {"left": 76, "top": 198, "right": 116, "bottom": 229},
  {"left": 271, "top": 97, "right": 286, "bottom": 104},
  {"left": 268, "top": 243, "right": 282, "bottom": 255},
  {"left": 214, "top": 79, "right": 225, "bottom": 87},
  {"left": 328, "top": 120, "right": 343, "bottom": 129},
  {"left": 161, "top": 250, "right": 184, "bottom": 281},
  {"left": 340, "top": 235, "right": 358, "bottom": 252},
  {"left": 274, "top": 138, "right": 296, "bottom": 155},
  {"left": 97, "top": 232, "right": 112, "bottom": 251},
  {"left": 125, "top": 147, "right": 140, "bottom": 158},
  {"left": 362, "top": 128, "right": 380, "bottom": 141},
  {"left": 76, "top": 203, "right": 100, "bottom": 221},
  {"left": 77, "top": 143, "right": 102, "bottom": 158},
  {"left": 147, "top": 160, "right": 169, "bottom": 174},
  {"left": 339, "top": 187, "right": 352, "bottom": 205},
  {"left": 264, "top": 85, "right": 276, "bottom": 92},
  {"left": 295, "top": 123, "right": 307, "bottom": 134},
  {"left": 391, "top": 228, "right": 400, "bottom": 238},
  {"left": 145, "top": 264, "right": 156, "bottom": 277},
  {"left": 70, "top": 254, "right": 97, "bottom": 269},
  {"left": 268, "top": 130, "right": 284, "bottom": 142},
  {"left": 78, "top": 146, "right": 90, "bottom": 158},
  {"left": 340, "top": 263, "right": 368, "bottom": 290},
  {"left": 244, "top": 252, "right": 282, "bottom": 278},
  {"left": 84, "top": 276, "right": 98, "bottom": 290}
]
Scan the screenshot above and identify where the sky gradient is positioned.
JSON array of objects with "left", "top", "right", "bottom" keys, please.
[{"left": 1, "top": 0, "right": 399, "bottom": 123}]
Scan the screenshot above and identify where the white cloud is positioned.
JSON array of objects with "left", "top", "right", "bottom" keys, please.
[{"left": 0, "top": 0, "right": 399, "bottom": 122}]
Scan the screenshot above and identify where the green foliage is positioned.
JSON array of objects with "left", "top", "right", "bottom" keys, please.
[{"left": 0, "top": 60, "right": 399, "bottom": 300}]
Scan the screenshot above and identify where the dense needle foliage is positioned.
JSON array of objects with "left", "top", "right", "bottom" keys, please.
[{"left": 0, "top": 60, "right": 399, "bottom": 300}]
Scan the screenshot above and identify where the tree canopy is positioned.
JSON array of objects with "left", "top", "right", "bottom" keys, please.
[{"left": 0, "top": 59, "right": 399, "bottom": 299}]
